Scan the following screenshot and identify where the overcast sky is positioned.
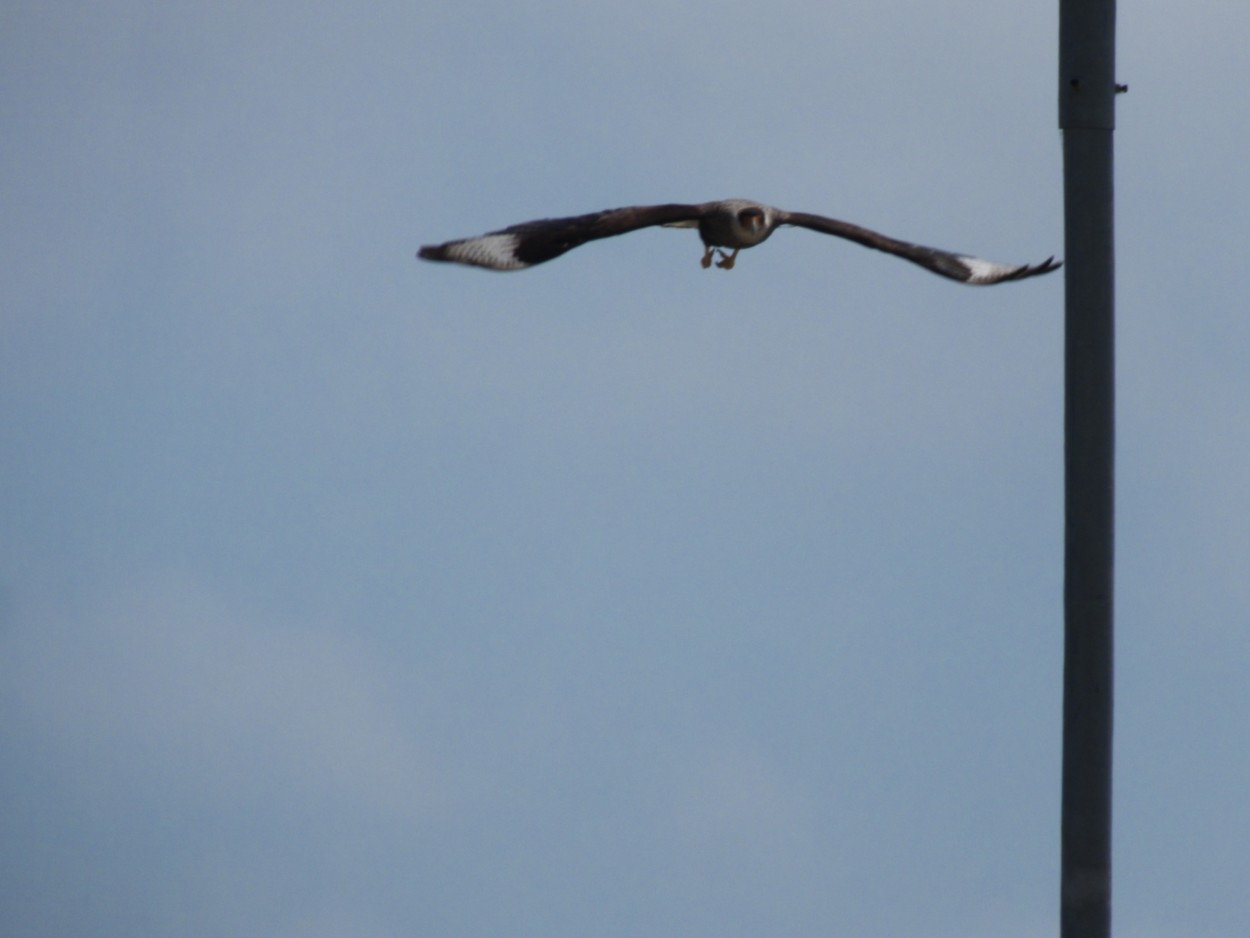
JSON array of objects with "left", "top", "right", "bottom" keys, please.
[{"left": 3, "top": 3, "right": 1248, "bottom": 937}]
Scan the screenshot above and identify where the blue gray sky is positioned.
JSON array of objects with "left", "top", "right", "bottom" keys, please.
[{"left": 3, "top": 3, "right": 1248, "bottom": 936}]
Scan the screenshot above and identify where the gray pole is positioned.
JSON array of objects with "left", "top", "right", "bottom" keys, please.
[{"left": 1058, "top": 2, "right": 1117, "bottom": 937}]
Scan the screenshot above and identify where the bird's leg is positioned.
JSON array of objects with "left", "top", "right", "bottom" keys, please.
[
  {"left": 700, "top": 245, "right": 716, "bottom": 269},
  {"left": 715, "top": 248, "right": 739, "bottom": 270}
]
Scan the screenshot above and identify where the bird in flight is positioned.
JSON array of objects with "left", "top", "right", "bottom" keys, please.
[{"left": 417, "top": 199, "right": 1060, "bottom": 285}]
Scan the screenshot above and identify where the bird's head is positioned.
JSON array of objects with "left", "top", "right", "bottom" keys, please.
[{"left": 737, "top": 206, "right": 767, "bottom": 237}]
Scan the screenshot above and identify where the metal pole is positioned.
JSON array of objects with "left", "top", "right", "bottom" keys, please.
[{"left": 1058, "top": 2, "right": 1117, "bottom": 937}]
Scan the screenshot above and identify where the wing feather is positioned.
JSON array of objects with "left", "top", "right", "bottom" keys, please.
[
  {"left": 418, "top": 204, "right": 705, "bottom": 271},
  {"left": 780, "top": 210, "right": 1061, "bottom": 285}
]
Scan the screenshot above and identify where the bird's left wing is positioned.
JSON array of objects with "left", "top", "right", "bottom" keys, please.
[
  {"left": 781, "top": 210, "right": 1061, "bottom": 285},
  {"left": 418, "top": 204, "right": 705, "bottom": 271}
]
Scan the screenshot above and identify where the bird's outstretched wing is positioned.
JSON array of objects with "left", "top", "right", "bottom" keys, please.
[
  {"left": 781, "top": 210, "right": 1061, "bottom": 285},
  {"left": 418, "top": 204, "right": 705, "bottom": 271}
]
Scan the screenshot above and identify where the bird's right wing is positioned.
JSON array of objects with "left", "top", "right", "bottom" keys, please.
[{"left": 418, "top": 204, "right": 706, "bottom": 271}]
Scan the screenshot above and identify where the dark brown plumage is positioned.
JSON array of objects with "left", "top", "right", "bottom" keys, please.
[{"left": 418, "top": 199, "right": 1061, "bottom": 285}]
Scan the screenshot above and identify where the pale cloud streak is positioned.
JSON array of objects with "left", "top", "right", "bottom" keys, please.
[{"left": 5, "top": 571, "right": 445, "bottom": 821}]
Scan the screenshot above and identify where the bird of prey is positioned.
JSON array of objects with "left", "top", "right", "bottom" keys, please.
[{"left": 417, "top": 199, "right": 1061, "bottom": 285}]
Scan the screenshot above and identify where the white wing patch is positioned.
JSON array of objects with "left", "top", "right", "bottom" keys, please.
[
  {"left": 958, "top": 255, "right": 1022, "bottom": 285},
  {"left": 445, "top": 233, "right": 527, "bottom": 270}
]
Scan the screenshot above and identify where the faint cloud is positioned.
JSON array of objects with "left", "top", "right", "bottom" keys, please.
[
  {"left": 670, "top": 743, "right": 813, "bottom": 846},
  {"left": 4, "top": 571, "right": 444, "bottom": 821}
]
